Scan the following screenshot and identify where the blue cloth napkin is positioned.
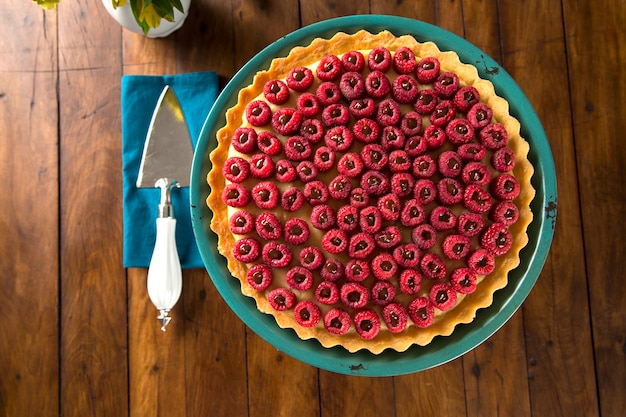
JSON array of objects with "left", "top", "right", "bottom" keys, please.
[{"left": 122, "top": 72, "right": 219, "bottom": 269}]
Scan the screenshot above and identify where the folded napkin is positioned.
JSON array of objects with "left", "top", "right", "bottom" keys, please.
[{"left": 122, "top": 72, "right": 219, "bottom": 269}]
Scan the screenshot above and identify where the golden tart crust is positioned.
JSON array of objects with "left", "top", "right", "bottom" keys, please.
[{"left": 207, "top": 30, "right": 535, "bottom": 354}]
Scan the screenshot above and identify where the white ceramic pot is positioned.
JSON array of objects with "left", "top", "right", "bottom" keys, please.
[{"left": 101, "top": 0, "right": 191, "bottom": 38}]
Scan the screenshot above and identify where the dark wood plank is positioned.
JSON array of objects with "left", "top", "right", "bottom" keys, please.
[{"left": 564, "top": 0, "right": 626, "bottom": 416}]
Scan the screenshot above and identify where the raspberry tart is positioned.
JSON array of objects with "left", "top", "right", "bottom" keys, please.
[{"left": 206, "top": 30, "right": 534, "bottom": 353}]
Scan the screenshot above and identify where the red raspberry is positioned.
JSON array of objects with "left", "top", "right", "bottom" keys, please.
[
  {"left": 328, "top": 174, "right": 352, "bottom": 200},
  {"left": 294, "top": 300, "right": 321, "bottom": 328},
  {"left": 322, "top": 103, "right": 350, "bottom": 127},
  {"left": 231, "top": 127, "right": 258, "bottom": 154},
  {"left": 359, "top": 206, "right": 383, "bottom": 234},
  {"left": 262, "top": 241, "right": 292, "bottom": 268},
  {"left": 433, "top": 71, "right": 460, "bottom": 98},
  {"left": 321, "top": 258, "right": 344, "bottom": 282},
  {"left": 457, "top": 212, "right": 485, "bottom": 237},
  {"left": 420, "top": 253, "right": 447, "bottom": 280},
  {"left": 353, "top": 118, "right": 381, "bottom": 144},
  {"left": 222, "top": 183, "right": 250, "bottom": 207},
  {"left": 458, "top": 143, "right": 486, "bottom": 161},
  {"left": 414, "top": 89, "right": 438, "bottom": 114},
  {"left": 408, "top": 296, "right": 435, "bottom": 328},
  {"left": 393, "top": 243, "right": 421, "bottom": 268},
  {"left": 481, "top": 222, "right": 513, "bottom": 255},
  {"left": 286, "top": 66, "right": 314, "bottom": 91},
  {"left": 375, "top": 225, "right": 402, "bottom": 249},
  {"left": 371, "top": 281, "right": 396, "bottom": 306},
  {"left": 400, "top": 111, "right": 423, "bottom": 137},
  {"left": 336, "top": 204, "right": 360, "bottom": 232},
  {"left": 284, "top": 218, "right": 310, "bottom": 246},
  {"left": 229, "top": 209, "right": 255, "bottom": 235},
  {"left": 339, "top": 71, "right": 365, "bottom": 101},
  {"left": 382, "top": 303, "right": 408, "bottom": 333},
  {"left": 263, "top": 79, "right": 290, "bottom": 104},
  {"left": 479, "top": 123, "right": 509, "bottom": 150},
  {"left": 345, "top": 259, "right": 371, "bottom": 282},
  {"left": 246, "top": 263, "right": 273, "bottom": 291},
  {"left": 423, "top": 125, "right": 446, "bottom": 149},
  {"left": 313, "top": 146, "right": 336, "bottom": 172},
  {"left": 468, "top": 248, "right": 496, "bottom": 275},
  {"left": 272, "top": 108, "right": 303, "bottom": 136},
  {"left": 342, "top": 50, "right": 365, "bottom": 72},
  {"left": 377, "top": 193, "right": 401, "bottom": 222},
  {"left": 411, "top": 224, "right": 437, "bottom": 250},
  {"left": 429, "top": 283, "right": 457, "bottom": 311},
  {"left": 437, "top": 178, "right": 464, "bottom": 205},
  {"left": 349, "top": 97, "right": 377, "bottom": 119},
  {"left": 249, "top": 153, "right": 275, "bottom": 179},
  {"left": 348, "top": 232, "right": 376, "bottom": 260},
  {"left": 404, "top": 135, "right": 428, "bottom": 158},
  {"left": 492, "top": 147, "right": 516, "bottom": 172},
  {"left": 284, "top": 136, "right": 312, "bottom": 161},
  {"left": 412, "top": 154, "right": 437, "bottom": 178},
  {"left": 430, "top": 206, "right": 457, "bottom": 231},
  {"left": 340, "top": 282, "right": 369, "bottom": 309},
  {"left": 324, "top": 125, "right": 354, "bottom": 152},
  {"left": 446, "top": 118, "right": 475, "bottom": 145},
  {"left": 391, "top": 172, "right": 415, "bottom": 198},
  {"left": 392, "top": 74, "right": 420, "bottom": 103},
  {"left": 464, "top": 184, "right": 493, "bottom": 213},
  {"left": 223, "top": 156, "right": 250, "bottom": 183},
  {"left": 381, "top": 126, "right": 405, "bottom": 151},
  {"left": 400, "top": 198, "right": 426, "bottom": 227},
  {"left": 416, "top": 57, "right": 440, "bottom": 84},
  {"left": 349, "top": 187, "right": 370, "bottom": 209},
  {"left": 337, "top": 152, "right": 364, "bottom": 178},
  {"left": 296, "top": 92, "right": 321, "bottom": 117},
  {"left": 376, "top": 99, "right": 402, "bottom": 127},
  {"left": 462, "top": 161, "right": 491, "bottom": 186},
  {"left": 251, "top": 181, "right": 279, "bottom": 209},
  {"left": 321, "top": 228, "right": 348, "bottom": 254},
  {"left": 281, "top": 187, "right": 305, "bottom": 212},
  {"left": 429, "top": 100, "right": 456, "bottom": 127},
  {"left": 393, "top": 46, "right": 417, "bottom": 74},
  {"left": 361, "top": 144, "right": 388, "bottom": 170},
  {"left": 316, "top": 81, "right": 341, "bottom": 106},
  {"left": 286, "top": 266, "right": 314, "bottom": 291},
  {"left": 354, "top": 310, "right": 381, "bottom": 340},
  {"left": 255, "top": 211, "right": 282, "bottom": 240},
  {"left": 310, "top": 204, "right": 336, "bottom": 230},
  {"left": 324, "top": 308, "right": 351, "bottom": 335},
  {"left": 442, "top": 234, "right": 471, "bottom": 260},
  {"left": 316, "top": 54, "right": 343, "bottom": 81},
  {"left": 267, "top": 287, "right": 296, "bottom": 311},
  {"left": 296, "top": 160, "right": 317, "bottom": 182},
  {"left": 368, "top": 46, "right": 392, "bottom": 72},
  {"left": 315, "top": 281, "right": 340, "bottom": 304},
  {"left": 490, "top": 201, "right": 519, "bottom": 226},
  {"left": 300, "top": 118, "right": 325, "bottom": 143},
  {"left": 454, "top": 85, "right": 480, "bottom": 112},
  {"left": 414, "top": 179, "right": 437, "bottom": 205},
  {"left": 304, "top": 180, "right": 329, "bottom": 205},
  {"left": 491, "top": 174, "right": 520, "bottom": 201},
  {"left": 233, "top": 237, "right": 260, "bottom": 263},
  {"left": 256, "top": 131, "right": 282, "bottom": 156},
  {"left": 438, "top": 151, "right": 463, "bottom": 177},
  {"left": 299, "top": 246, "right": 325, "bottom": 270},
  {"left": 450, "top": 268, "right": 477, "bottom": 294},
  {"left": 468, "top": 103, "right": 493, "bottom": 129},
  {"left": 245, "top": 100, "right": 272, "bottom": 127},
  {"left": 365, "top": 70, "right": 392, "bottom": 98},
  {"left": 399, "top": 268, "right": 422, "bottom": 295}
]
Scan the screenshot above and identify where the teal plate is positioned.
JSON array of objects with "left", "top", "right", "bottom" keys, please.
[{"left": 190, "top": 15, "right": 557, "bottom": 376}]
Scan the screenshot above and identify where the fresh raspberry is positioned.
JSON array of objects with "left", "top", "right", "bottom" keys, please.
[
  {"left": 420, "top": 253, "right": 446, "bottom": 280},
  {"left": 377, "top": 193, "right": 401, "bottom": 221},
  {"left": 316, "top": 81, "right": 341, "bottom": 106},
  {"left": 393, "top": 243, "right": 421, "bottom": 268},
  {"left": 316, "top": 54, "right": 343, "bottom": 81},
  {"left": 324, "top": 308, "right": 351, "bottom": 335},
  {"left": 280, "top": 187, "right": 305, "bottom": 212},
  {"left": 304, "top": 180, "right": 329, "bottom": 205},
  {"left": 423, "top": 125, "right": 446, "bottom": 149},
  {"left": 286, "top": 66, "right": 314, "bottom": 91},
  {"left": 391, "top": 172, "right": 415, "bottom": 197},
  {"left": 324, "top": 125, "right": 354, "bottom": 152},
  {"left": 360, "top": 144, "right": 388, "bottom": 171},
  {"left": 222, "top": 183, "right": 250, "bottom": 207},
  {"left": 468, "top": 102, "right": 494, "bottom": 130},
  {"left": 381, "top": 126, "right": 405, "bottom": 151},
  {"left": 231, "top": 127, "right": 258, "bottom": 154},
  {"left": 392, "top": 74, "right": 420, "bottom": 103},
  {"left": 408, "top": 296, "right": 434, "bottom": 328},
  {"left": 412, "top": 154, "right": 437, "bottom": 178},
  {"left": 457, "top": 212, "right": 485, "bottom": 237},
  {"left": 345, "top": 259, "right": 371, "bottom": 282},
  {"left": 491, "top": 174, "right": 520, "bottom": 201},
  {"left": 371, "top": 281, "right": 396, "bottom": 306},
  {"left": 233, "top": 237, "right": 260, "bottom": 263},
  {"left": 223, "top": 156, "right": 250, "bottom": 183},
  {"left": 286, "top": 266, "right": 314, "bottom": 291},
  {"left": 321, "top": 258, "right": 344, "bottom": 282},
  {"left": 453, "top": 85, "right": 480, "bottom": 112},
  {"left": 492, "top": 147, "right": 516, "bottom": 172},
  {"left": 337, "top": 152, "right": 364, "bottom": 178},
  {"left": 399, "top": 268, "right": 422, "bottom": 295},
  {"left": 464, "top": 184, "right": 493, "bottom": 213},
  {"left": 352, "top": 118, "right": 381, "bottom": 144},
  {"left": 437, "top": 178, "right": 464, "bottom": 205},
  {"left": 251, "top": 181, "right": 279, "bottom": 209},
  {"left": 313, "top": 146, "right": 336, "bottom": 172},
  {"left": 416, "top": 56, "right": 440, "bottom": 84},
  {"left": 429, "top": 283, "right": 457, "bottom": 311},
  {"left": 479, "top": 123, "right": 509, "bottom": 150},
  {"left": 458, "top": 143, "right": 487, "bottom": 161},
  {"left": 300, "top": 118, "right": 325, "bottom": 143},
  {"left": 359, "top": 206, "right": 383, "bottom": 234},
  {"left": 267, "top": 287, "right": 296, "bottom": 311},
  {"left": 442, "top": 234, "right": 471, "bottom": 260},
  {"left": 411, "top": 224, "right": 437, "bottom": 250},
  {"left": 348, "top": 232, "right": 376, "bottom": 260},
  {"left": 382, "top": 303, "right": 408, "bottom": 333},
  {"left": 296, "top": 92, "right": 321, "bottom": 117},
  {"left": 374, "top": 225, "right": 402, "bottom": 249},
  {"left": 414, "top": 179, "right": 437, "bottom": 205},
  {"left": 376, "top": 99, "right": 402, "bottom": 127},
  {"left": 310, "top": 204, "right": 336, "bottom": 230},
  {"left": 433, "top": 72, "right": 460, "bottom": 98},
  {"left": 400, "top": 198, "right": 426, "bottom": 227},
  {"left": 438, "top": 151, "right": 463, "bottom": 177},
  {"left": 296, "top": 160, "right": 317, "bottom": 182},
  {"left": 328, "top": 174, "right": 352, "bottom": 200},
  {"left": 321, "top": 228, "right": 348, "bottom": 254},
  {"left": 349, "top": 187, "right": 370, "bottom": 209},
  {"left": 339, "top": 71, "right": 365, "bottom": 101},
  {"left": 450, "top": 267, "right": 477, "bottom": 294},
  {"left": 414, "top": 89, "right": 438, "bottom": 114},
  {"left": 461, "top": 161, "right": 491, "bottom": 187},
  {"left": 249, "top": 153, "right": 275, "bottom": 179},
  {"left": 400, "top": 111, "right": 423, "bottom": 137},
  {"left": 336, "top": 204, "right": 360, "bottom": 232},
  {"left": 263, "top": 79, "right": 290, "bottom": 104},
  {"left": 490, "top": 201, "right": 519, "bottom": 226},
  {"left": 284, "top": 135, "right": 312, "bottom": 161},
  {"left": 245, "top": 100, "right": 272, "bottom": 127},
  {"left": 272, "top": 108, "right": 303, "bottom": 136},
  {"left": 404, "top": 135, "right": 428, "bottom": 157},
  {"left": 368, "top": 46, "right": 392, "bottom": 72},
  {"left": 293, "top": 300, "right": 321, "bottom": 328},
  {"left": 284, "top": 218, "right": 310, "bottom": 246},
  {"left": 262, "top": 241, "right": 292, "bottom": 268},
  {"left": 446, "top": 118, "right": 475, "bottom": 145},
  {"left": 322, "top": 103, "right": 350, "bottom": 127},
  {"left": 365, "top": 70, "right": 391, "bottom": 98},
  {"left": 229, "top": 209, "right": 255, "bottom": 235},
  {"left": 429, "top": 100, "right": 456, "bottom": 127},
  {"left": 467, "top": 248, "right": 496, "bottom": 275},
  {"left": 481, "top": 222, "right": 513, "bottom": 255},
  {"left": 342, "top": 50, "right": 366, "bottom": 72},
  {"left": 256, "top": 131, "right": 282, "bottom": 156},
  {"left": 299, "top": 246, "right": 325, "bottom": 270},
  {"left": 392, "top": 46, "right": 417, "bottom": 74},
  {"left": 429, "top": 206, "right": 457, "bottom": 231},
  {"left": 315, "top": 281, "right": 340, "bottom": 304},
  {"left": 349, "top": 97, "right": 377, "bottom": 119},
  {"left": 340, "top": 282, "right": 369, "bottom": 309},
  {"left": 246, "top": 263, "right": 273, "bottom": 291},
  {"left": 354, "top": 310, "right": 381, "bottom": 340},
  {"left": 255, "top": 211, "right": 283, "bottom": 240}
]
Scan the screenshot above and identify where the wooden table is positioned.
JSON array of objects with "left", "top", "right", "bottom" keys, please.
[{"left": 2, "top": 1, "right": 624, "bottom": 416}]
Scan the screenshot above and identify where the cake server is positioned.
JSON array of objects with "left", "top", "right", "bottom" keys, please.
[{"left": 136, "top": 85, "right": 193, "bottom": 331}]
